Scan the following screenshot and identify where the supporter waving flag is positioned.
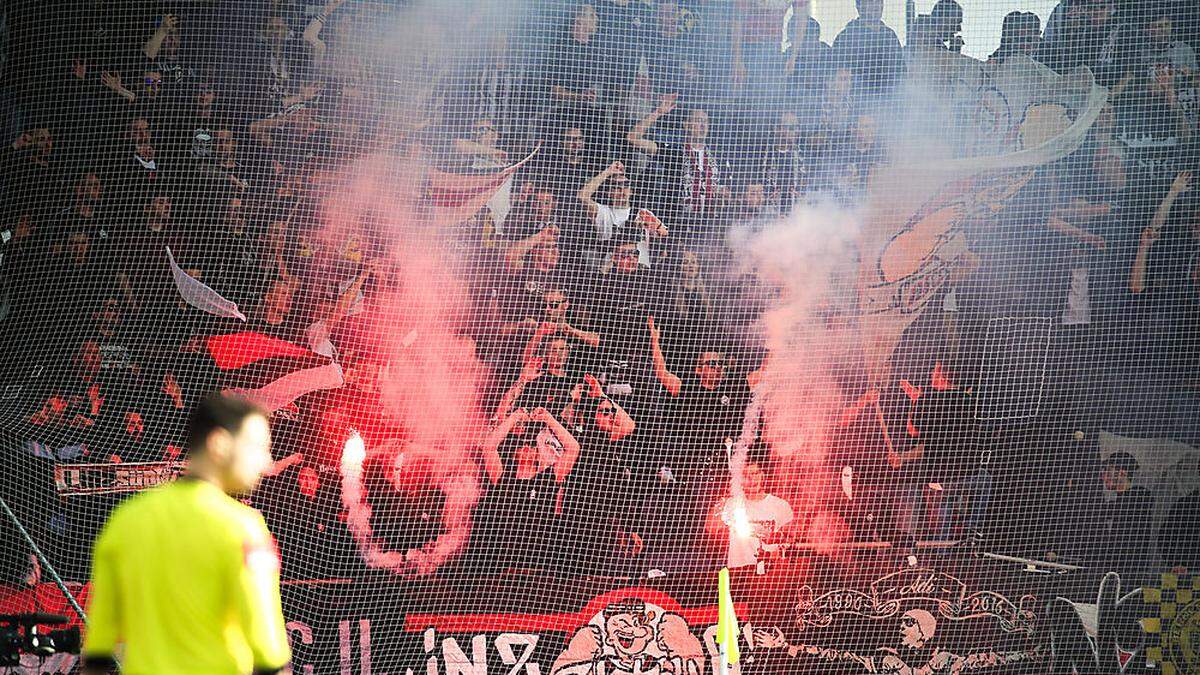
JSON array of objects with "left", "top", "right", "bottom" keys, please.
[{"left": 206, "top": 332, "right": 344, "bottom": 415}]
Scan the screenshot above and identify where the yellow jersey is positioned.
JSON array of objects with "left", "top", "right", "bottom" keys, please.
[{"left": 82, "top": 478, "right": 291, "bottom": 674}]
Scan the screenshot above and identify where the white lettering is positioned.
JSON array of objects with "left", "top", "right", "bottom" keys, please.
[
  {"left": 340, "top": 620, "right": 354, "bottom": 675},
  {"left": 495, "top": 633, "right": 540, "bottom": 675},
  {"left": 442, "top": 635, "right": 488, "bottom": 675},
  {"left": 360, "top": 619, "right": 373, "bottom": 675},
  {"left": 286, "top": 621, "right": 315, "bottom": 675},
  {"left": 426, "top": 627, "right": 439, "bottom": 675}
]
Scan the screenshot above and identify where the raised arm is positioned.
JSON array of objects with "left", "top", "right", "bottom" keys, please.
[
  {"left": 579, "top": 374, "right": 636, "bottom": 441},
  {"left": 303, "top": 0, "right": 347, "bottom": 65},
  {"left": 143, "top": 14, "right": 177, "bottom": 60},
  {"left": 1132, "top": 171, "right": 1193, "bottom": 293},
  {"left": 281, "top": 81, "right": 324, "bottom": 111},
  {"left": 1130, "top": 227, "right": 1158, "bottom": 294},
  {"left": 626, "top": 93, "right": 677, "bottom": 155},
  {"left": 1052, "top": 198, "right": 1112, "bottom": 225},
  {"left": 578, "top": 161, "right": 623, "bottom": 220},
  {"left": 1150, "top": 170, "right": 1193, "bottom": 232},
  {"left": 559, "top": 321, "right": 601, "bottom": 348},
  {"left": 481, "top": 409, "right": 528, "bottom": 484},
  {"left": 531, "top": 407, "right": 580, "bottom": 483},
  {"left": 1046, "top": 216, "right": 1106, "bottom": 251},
  {"left": 312, "top": 259, "right": 380, "bottom": 332},
  {"left": 453, "top": 137, "right": 508, "bottom": 164},
  {"left": 100, "top": 70, "right": 137, "bottom": 103},
  {"left": 506, "top": 225, "right": 558, "bottom": 270},
  {"left": 647, "top": 315, "right": 682, "bottom": 397},
  {"left": 495, "top": 357, "right": 543, "bottom": 420}
]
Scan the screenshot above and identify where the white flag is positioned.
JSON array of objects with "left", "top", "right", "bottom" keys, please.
[{"left": 167, "top": 247, "right": 247, "bottom": 322}]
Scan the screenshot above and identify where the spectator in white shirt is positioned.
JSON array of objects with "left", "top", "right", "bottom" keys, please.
[
  {"left": 578, "top": 160, "right": 669, "bottom": 270},
  {"left": 708, "top": 459, "right": 795, "bottom": 569}
]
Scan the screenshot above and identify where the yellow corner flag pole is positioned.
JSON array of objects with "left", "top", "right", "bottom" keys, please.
[{"left": 716, "top": 567, "right": 740, "bottom": 675}]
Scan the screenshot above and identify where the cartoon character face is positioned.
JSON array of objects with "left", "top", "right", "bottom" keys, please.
[
  {"left": 605, "top": 610, "right": 654, "bottom": 659},
  {"left": 899, "top": 609, "right": 937, "bottom": 649}
]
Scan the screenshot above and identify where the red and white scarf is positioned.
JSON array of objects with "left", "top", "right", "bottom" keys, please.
[{"left": 684, "top": 143, "right": 716, "bottom": 214}]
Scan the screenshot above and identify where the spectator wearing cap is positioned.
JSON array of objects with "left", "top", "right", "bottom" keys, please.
[
  {"left": 1098, "top": 451, "right": 1155, "bottom": 572},
  {"left": 578, "top": 160, "right": 669, "bottom": 271}
]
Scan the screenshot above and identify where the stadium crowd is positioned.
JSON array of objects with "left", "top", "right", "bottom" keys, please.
[{"left": 1, "top": 0, "right": 1200, "bottom": 585}]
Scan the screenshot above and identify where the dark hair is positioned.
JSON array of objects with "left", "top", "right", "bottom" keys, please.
[
  {"left": 1102, "top": 451, "right": 1139, "bottom": 477},
  {"left": 187, "top": 393, "right": 266, "bottom": 454},
  {"left": 931, "top": 0, "right": 963, "bottom": 21}
]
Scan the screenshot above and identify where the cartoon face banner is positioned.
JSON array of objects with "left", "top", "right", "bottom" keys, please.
[
  {"left": 264, "top": 560, "right": 1147, "bottom": 674},
  {"left": 856, "top": 64, "right": 1108, "bottom": 379},
  {"left": 0, "top": 562, "right": 1152, "bottom": 674}
]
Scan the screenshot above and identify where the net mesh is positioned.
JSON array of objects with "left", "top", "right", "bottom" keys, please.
[{"left": 1, "top": 0, "right": 1199, "bottom": 672}]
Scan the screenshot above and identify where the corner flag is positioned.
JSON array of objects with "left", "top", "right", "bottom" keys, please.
[{"left": 716, "top": 567, "right": 740, "bottom": 673}]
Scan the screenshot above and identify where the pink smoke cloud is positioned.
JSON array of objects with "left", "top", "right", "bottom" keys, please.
[{"left": 322, "top": 146, "right": 489, "bottom": 575}]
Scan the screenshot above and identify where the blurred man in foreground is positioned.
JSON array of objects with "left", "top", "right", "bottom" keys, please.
[{"left": 82, "top": 393, "right": 291, "bottom": 674}]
